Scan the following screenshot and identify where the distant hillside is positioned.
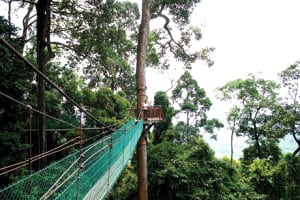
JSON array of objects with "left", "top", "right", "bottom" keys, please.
[
  {"left": 205, "top": 133, "right": 298, "bottom": 159},
  {"left": 280, "top": 135, "right": 298, "bottom": 154}
]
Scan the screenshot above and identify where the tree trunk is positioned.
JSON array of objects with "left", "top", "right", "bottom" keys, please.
[
  {"left": 230, "top": 117, "right": 237, "bottom": 163},
  {"left": 253, "top": 121, "right": 262, "bottom": 159},
  {"left": 292, "top": 131, "right": 300, "bottom": 157},
  {"left": 187, "top": 110, "right": 189, "bottom": 127},
  {"left": 136, "top": 0, "right": 151, "bottom": 199},
  {"left": 36, "top": 0, "right": 51, "bottom": 167},
  {"left": 136, "top": 0, "right": 151, "bottom": 115},
  {"left": 230, "top": 126, "right": 234, "bottom": 163}
]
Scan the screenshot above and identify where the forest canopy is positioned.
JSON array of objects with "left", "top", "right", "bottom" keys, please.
[{"left": 0, "top": 0, "right": 300, "bottom": 199}]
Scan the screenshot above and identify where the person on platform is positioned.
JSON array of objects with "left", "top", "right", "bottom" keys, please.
[{"left": 143, "top": 98, "right": 148, "bottom": 110}]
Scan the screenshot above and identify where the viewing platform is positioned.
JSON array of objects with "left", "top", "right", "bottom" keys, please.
[
  {"left": 142, "top": 106, "right": 164, "bottom": 124},
  {"left": 132, "top": 105, "right": 165, "bottom": 125}
]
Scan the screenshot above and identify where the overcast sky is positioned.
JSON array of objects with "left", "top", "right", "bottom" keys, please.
[
  {"left": 147, "top": 0, "right": 300, "bottom": 158},
  {"left": 193, "top": 0, "right": 300, "bottom": 82},
  {"left": 149, "top": 0, "right": 300, "bottom": 94}
]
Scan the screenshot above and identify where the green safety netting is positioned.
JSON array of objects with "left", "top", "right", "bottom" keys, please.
[{"left": 0, "top": 119, "right": 143, "bottom": 200}]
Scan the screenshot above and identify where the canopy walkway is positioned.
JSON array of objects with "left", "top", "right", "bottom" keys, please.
[
  {"left": 0, "top": 36, "right": 165, "bottom": 200},
  {"left": 0, "top": 119, "right": 143, "bottom": 200}
]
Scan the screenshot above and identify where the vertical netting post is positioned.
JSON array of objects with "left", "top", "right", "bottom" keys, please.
[
  {"left": 76, "top": 111, "right": 83, "bottom": 200},
  {"left": 122, "top": 129, "right": 125, "bottom": 167},
  {"left": 106, "top": 133, "right": 113, "bottom": 199},
  {"left": 130, "top": 127, "right": 133, "bottom": 154},
  {"left": 27, "top": 105, "right": 33, "bottom": 197}
]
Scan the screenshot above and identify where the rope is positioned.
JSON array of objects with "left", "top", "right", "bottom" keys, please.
[
  {"left": 22, "top": 127, "right": 113, "bottom": 132},
  {"left": 40, "top": 167, "right": 80, "bottom": 200},
  {"left": 0, "top": 162, "right": 29, "bottom": 177},
  {"left": 0, "top": 36, "right": 113, "bottom": 131},
  {"left": 0, "top": 91, "right": 78, "bottom": 128},
  {"left": 0, "top": 114, "right": 139, "bottom": 176},
  {"left": 40, "top": 134, "right": 111, "bottom": 199},
  {"left": 31, "top": 141, "right": 80, "bottom": 163},
  {"left": 0, "top": 137, "right": 80, "bottom": 176},
  {"left": 82, "top": 132, "right": 109, "bottom": 144},
  {"left": 40, "top": 142, "right": 109, "bottom": 199},
  {"left": 39, "top": 156, "right": 82, "bottom": 200}
]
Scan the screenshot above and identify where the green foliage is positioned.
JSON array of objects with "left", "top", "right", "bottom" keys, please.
[
  {"left": 242, "top": 142, "right": 282, "bottom": 165},
  {"left": 45, "top": 61, "right": 83, "bottom": 117},
  {"left": 172, "top": 71, "right": 211, "bottom": 115},
  {"left": 242, "top": 154, "right": 300, "bottom": 200},
  {"left": 218, "top": 75, "right": 280, "bottom": 161},
  {"left": 172, "top": 71, "right": 223, "bottom": 137},
  {"left": 151, "top": 91, "right": 173, "bottom": 144},
  {"left": 151, "top": 0, "right": 201, "bottom": 25},
  {"left": 146, "top": 31, "right": 161, "bottom": 67},
  {"left": 5, "top": 1, "right": 300, "bottom": 200},
  {"left": 247, "top": 159, "right": 279, "bottom": 196},
  {"left": 109, "top": 163, "right": 138, "bottom": 200},
  {"left": 81, "top": 87, "right": 131, "bottom": 126},
  {"left": 277, "top": 63, "right": 300, "bottom": 156},
  {"left": 172, "top": 71, "right": 210, "bottom": 120},
  {"left": 278, "top": 154, "right": 300, "bottom": 199},
  {"left": 0, "top": 16, "right": 17, "bottom": 38},
  {"left": 147, "top": 138, "right": 262, "bottom": 200},
  {"left": 148, "top": 0, "right": 214, "bottom": 68},
  {"left": 60, "top": 0, "right": 139, "bottom": 97},
  {"left": 0, "top": 16, "right": 34, "bottom": 187}
]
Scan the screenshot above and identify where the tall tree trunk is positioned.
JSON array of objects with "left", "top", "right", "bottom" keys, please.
[
  {"left": 253, "top": 121, "right": 262, "bottom": 159},
  {"left": 136, "top": 0, "right": 151, "bottom": 200},
  {"left": 7, "top": 0, "right": 12, "bottom": 29},
  {"left": 36, "top": 0, "right": 51, "bottom": 167},
  {"left": 230, "top": 117, "right": 237, "bottom": 164},
  {"left": 186, "top": 110, "right": 189, "bottom": 127},
  {"left": 136, "top": 0, "right": 151, "bottom": 115},
  {"left": 292, "top": 131, "right": 300, "bottom": 157},
  {"left": 230, "top": 126, "right": 234, "bottom": 163}
]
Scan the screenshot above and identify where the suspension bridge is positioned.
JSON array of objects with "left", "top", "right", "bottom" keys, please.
[
  {"left": 0, "top": 119, "right": 143, "bottom": 200},
  {"left": 0, "top": 35, "right": 163, "bottom": 199}
]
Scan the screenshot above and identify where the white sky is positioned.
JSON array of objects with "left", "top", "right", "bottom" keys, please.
[
  {"left": 193, "top": 0, "right": 300, "bottom": 81},
  {"left": 147, "top": 0, "right": 300, "bottom": 158},
  {"left": 149, "top": 0, "right": 300, "bottom": 96}
]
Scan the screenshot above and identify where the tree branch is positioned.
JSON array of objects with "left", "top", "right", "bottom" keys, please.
[
  {"left": 152, "top": 5, "right": 193, "bottom": 61},
  {"left": 50, "top": 41, "right": 82, "bottom": 57},
  {"left": 22, "top": 3, "right": 35, "bottom": 40},
  {"left": 24, "top": 35, "right": 36, "bottom": 43},
  {"left": 164, "top": 72, "right": 175, "bottom": 93}
]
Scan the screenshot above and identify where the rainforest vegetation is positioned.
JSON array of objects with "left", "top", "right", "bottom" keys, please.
[{"left": 0, "top": 0, "right": 300, "bottom": 199}]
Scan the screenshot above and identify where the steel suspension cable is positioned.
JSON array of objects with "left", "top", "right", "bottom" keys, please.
[
  {"left": 31, "top": 142, "right": 80, "bottom": 163},
  {"left": 0, "top": 36, "right": 113, "bottom": 131},
  {"left": 0, "top": 91, "right": 78, "bottom": 128},
  {"left": 41, "top": 136, "right": 109, "bottom": 199},
  {"left": 30, "top": 137, "right": 80, "bottom": 162},
  {"left": 0, "top": 140, "right": 80, "bottom": 176}
]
